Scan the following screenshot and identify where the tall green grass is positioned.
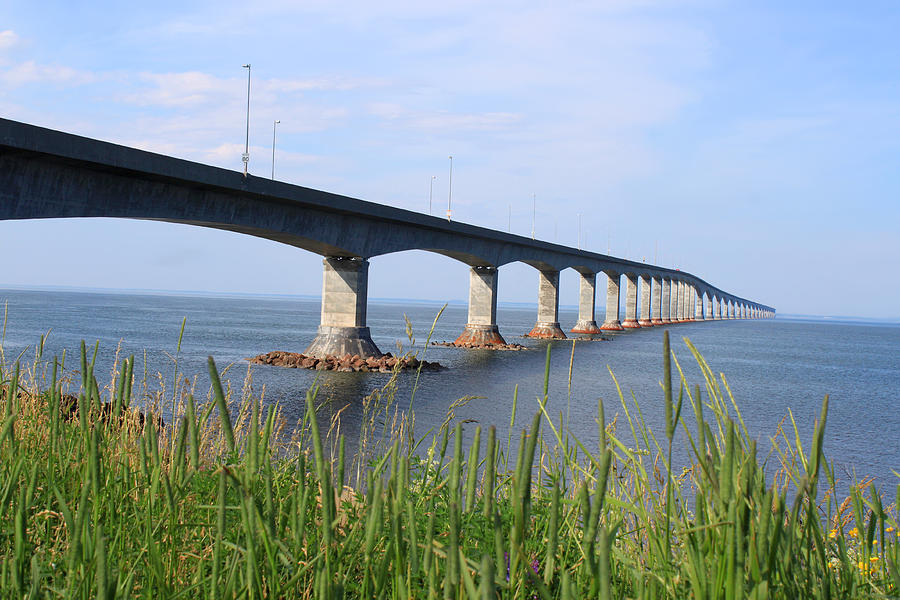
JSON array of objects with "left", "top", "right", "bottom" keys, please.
[{"left": 0, "top": 331, "right": 897, "bottom": 598}]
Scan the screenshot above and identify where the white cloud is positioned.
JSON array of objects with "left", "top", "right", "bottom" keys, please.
[
  {"left": 0, "top": 30, "right": 18, "bottom": 50},
  {"left": 368, "top": 103, "right": 521, "bottom": 132},
  {"left": 0, "top": 60, "right": 96, "bottom": 88},
  {"left": 266, "top": 76, "right": 384, "bottom": 93},
  {"left": 123, "top": 71, "right": 234, "bottom": 107}
]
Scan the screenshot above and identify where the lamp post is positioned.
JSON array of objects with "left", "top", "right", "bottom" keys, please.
[
  {"left": 271, "top": 120, "right": 280, "bottom": 180},
  {"left": 446, "top": 156, "right": 453, "bottom": 221},
  {"left": 429, "top": 175, "right": 436, "bottom": 214},
  {"left": 578, "top": 213, "right": 582, "bottom": 250},
  {"left": 531, "top": 193, "right": 536, "bottom": 240},
  {"left": 241, "top": 64, "right": 251, "bottom": 177}
]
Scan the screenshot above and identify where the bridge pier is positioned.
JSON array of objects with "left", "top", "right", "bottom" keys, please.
[
  {"left": 455, "top": 266, "right": 507, "bottom": 345},
  {"left": 683, "top": 283, "right": 693, "bottom": 321},
  {"left": 674, "top": 281, "right": 684, "bottom": 322},
  {"left": 688, "top": 284, "right": 703, "bottom": 321},
  {"left": 622, "top": 274, "right": 641, "bottom": 328},
  {"left": 638, "top": 275, "right": 653, "bottom": 326},
  {"left": 571, "top": 271, "right": 602, "bottom": 334},
  {"left": 305, "top": 257, "right": 382, "bottom": 359},
  {"left": 600, "top": 272, "right": 624, "bottom": 330},
  {"left": 650, "top": 276, "right": 663, "bottom": 325},
  {"left": 526, "top": 269, "right": 566, "bottom": 338},
  {"left": 660, "top": 278, "right": 672, "bottom": 324}
]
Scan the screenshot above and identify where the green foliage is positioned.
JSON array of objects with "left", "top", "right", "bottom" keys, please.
[{"left": 0, "top": 333, "right": 897, "bottom": 598}]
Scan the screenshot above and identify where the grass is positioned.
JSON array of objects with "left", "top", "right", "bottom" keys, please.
[{"left": 0, "top": 329, "right": 898, "bottom": 598}]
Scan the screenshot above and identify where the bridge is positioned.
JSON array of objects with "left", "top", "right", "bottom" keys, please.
[{"left": 0, "top": 118, "right": 774, "bottom": 358}]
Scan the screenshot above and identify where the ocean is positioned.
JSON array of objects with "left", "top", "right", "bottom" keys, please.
[{"left": 1, "top": 287, "right": 897, "bottom": 489}]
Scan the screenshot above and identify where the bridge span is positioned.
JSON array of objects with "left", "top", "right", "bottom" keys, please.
[{"left": 0, "top": 118, "right": 774, "bottom": 358}]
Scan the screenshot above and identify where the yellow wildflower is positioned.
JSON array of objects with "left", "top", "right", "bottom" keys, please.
[{"left": 849, "top": 527, "right": 858, "bottom": 537}]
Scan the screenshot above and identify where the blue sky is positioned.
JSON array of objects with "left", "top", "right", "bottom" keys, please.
[{"left": 1, "top": 1, "right": 898, "bottom": 319}]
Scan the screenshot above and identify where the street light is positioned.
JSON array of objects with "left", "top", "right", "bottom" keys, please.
[
  {"left": 446, "top": 156, "right": 453, "bottom": 221},
  {"left": 531, "top": 193, "right": 536, "bottom": 240},
  {"left": 428, "top": 175, "right": 436, "bottom": 214},
  {"left": 271, "top": 120, "right": 280, "bottom": 180},
  {"left": 578, "top": 213, "right": 582, "bottom": 250},
  {"left": 241, "top": 64, "right": 251, "bottom": 177}
]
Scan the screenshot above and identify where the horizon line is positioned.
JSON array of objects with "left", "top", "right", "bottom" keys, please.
[{"left": 0, "top": 283, "right": 896, "bottom": 324}]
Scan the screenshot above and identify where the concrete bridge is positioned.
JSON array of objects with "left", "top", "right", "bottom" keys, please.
[{"left": 0, "top": 118, "right": 775, "bottom": 358}]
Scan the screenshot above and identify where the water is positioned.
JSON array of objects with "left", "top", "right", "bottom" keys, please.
[{"left": 1, "top": 287, "right": 898, "bottom": 489}]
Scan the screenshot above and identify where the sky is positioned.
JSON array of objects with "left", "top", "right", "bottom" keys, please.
[{"left": 1, "top": 1, "right": 898, "bottom": 319}]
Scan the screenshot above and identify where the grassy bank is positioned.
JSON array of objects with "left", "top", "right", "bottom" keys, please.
[{"left": 0, "top": 332, "right": 897, "bottom": 598}]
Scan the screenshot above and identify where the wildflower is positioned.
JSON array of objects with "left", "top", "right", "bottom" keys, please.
[
  {"left": 849, "top": 527, "right": 858, "bottom": 538},
  {"left": 887, "top": 526, "right": 894, "bottom": 533},
  {"left": 828, "top": 529, "right": 837, "bottom": 539}
]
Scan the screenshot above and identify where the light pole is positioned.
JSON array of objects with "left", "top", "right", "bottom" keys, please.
[
  {"left": 578, "top": 213, "right": 582, "bottom": 250},
  {"left": 241, "top": 64, "right": 251, "bottom": 177},
  {"left": 429, "top": 175, "right": 436, "bottom": 214},
  {"left": 531, "top": 193, "right": 536, "bottom": 240},
  {"left": 446, "top": 156, "right": 453, "bottom": 221},
  {"left": 271, "top": 120, "right": 280, "bottom": 180}
]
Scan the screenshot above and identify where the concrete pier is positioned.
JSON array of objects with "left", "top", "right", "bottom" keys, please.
[
  {"left": 675, "top": 280, "right": 685, "bottom": 322},
  {"left": 651, "top": 276, "right": 663, "bottom": 325},
  {"left": 638, "top": 275, "right": 653, "bottom": 326},
  {"left": 684, "top": 283, "right": 697, "bottom": 321},
  {"left": 601, "top": 272, "right": 624, "bottom": 330},
  {"left": 690, "top": 286, "right": 699, "bottom": 320},
  {"left": 660, "top": 278, "right": 672, "bottom": 324},
  {"left": 526, "top": 269, "right": 567, "bottom": 338},
  {"left": 571, "top": 271, "right": 602, "bottom": 334},
  {"left": 696, "top": 291, "right": 706, "bottom": 320},
  {"left": 455, "top": 266, "right": 507, "bottom": 345},
  {"left": 621, "top": 274, "right": 641, "bottom": 328},
  {"left": 305, "top": 257, "right": 382, "bottom": 358},
  {"left": 682, "top": 284, "right": 693, "bottom": 321}
]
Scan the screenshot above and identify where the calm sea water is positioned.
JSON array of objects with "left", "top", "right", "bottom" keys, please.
[{"left": 1, "top": 287, "right": 898, "bottom": 488}]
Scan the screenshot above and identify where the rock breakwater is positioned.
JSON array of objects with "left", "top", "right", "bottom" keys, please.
[
  {"left": 430, "top": 341, "right": 528, "bottom": 351},
  {"left": 249, "top": 351, "right": 444, "bottom": 372}
]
